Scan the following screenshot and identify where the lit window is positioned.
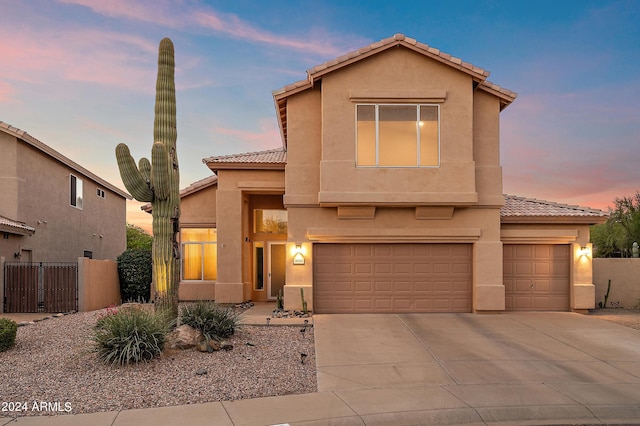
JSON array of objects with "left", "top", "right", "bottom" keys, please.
[
  {"left": 356, "top": 104, "right": 439, "bottom": 167},
  {"left": 253, "top": 210, "right": 287, "bottom": 234},
  {"left": 181, "top": 228, "right": 217, "bottom": 281},
  {"left": 70, "top": 174, "right": 83, "bottom": 209}
]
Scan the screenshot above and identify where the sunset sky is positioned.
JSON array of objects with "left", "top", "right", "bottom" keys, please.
[{"left": 1, "top": 0, "right": 638, "bottom": 233}]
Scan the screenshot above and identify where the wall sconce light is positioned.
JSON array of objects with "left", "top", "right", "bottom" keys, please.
[
  {"left": 293, "top": 244, "right": 305, "bottom": 265},
  {"left": 579, "top": 246, "right": 591, "bottom": 257}
]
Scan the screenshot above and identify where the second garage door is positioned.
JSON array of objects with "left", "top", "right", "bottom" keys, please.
[
  {"left": 503, "top": 244, "right": 570, "bottom": 311},
  {"left": 313, "top": 243, "right": 472, "bottom": 314}
]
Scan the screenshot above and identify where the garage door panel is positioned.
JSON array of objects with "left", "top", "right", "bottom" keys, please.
[
  {"left": 314, "top": 243, "right": 471, "bottom": 313},
  {"left": 504, "top": 244, "right": 569, "bottom": 312}
]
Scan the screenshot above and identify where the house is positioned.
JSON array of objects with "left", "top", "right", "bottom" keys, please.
[
  {"left": 176, "top": 34, "right": 607, "bottom": 313},
  {"left": 0, "top": 121, "right": 130, "bottom": 263}
]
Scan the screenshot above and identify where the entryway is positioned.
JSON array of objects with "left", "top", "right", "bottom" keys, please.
[{"left": 253, "top": 242, "right": 286, "bottom": 300}]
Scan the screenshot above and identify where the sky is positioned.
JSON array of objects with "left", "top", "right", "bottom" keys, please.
[{"left": 1, "top": 0, "right": 639, "bottom": 233}]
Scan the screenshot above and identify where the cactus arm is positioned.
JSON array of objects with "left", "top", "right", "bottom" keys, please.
[
  {"left": 151, "top": 141, "right": 170, "bottom": 200},
  {"left": 115, "top": 143, "right": 153, "bottom": 202},
  {"left": 139, "top": 158, "right": 151, "bottom": 183}
]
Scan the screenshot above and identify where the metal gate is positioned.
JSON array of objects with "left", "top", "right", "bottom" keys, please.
[{"left": 3, "top": 262, "right": 78, "bottom": 313}]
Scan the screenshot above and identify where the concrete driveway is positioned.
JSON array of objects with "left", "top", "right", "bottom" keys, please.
[{"left": 314, "top": 312, "right": 640, "bottom": 425}]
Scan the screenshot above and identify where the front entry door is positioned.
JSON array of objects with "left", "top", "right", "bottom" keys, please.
[{"left": 268, "top": 242, "right": 286, "bottom": 300}]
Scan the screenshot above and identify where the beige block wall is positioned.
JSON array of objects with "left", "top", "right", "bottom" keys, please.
[
  {"left": 593, "top": 258, "right": 640, "bottom": 308},
  {"left": 78, "top": 257, "right": 120, "bottom": 311}
]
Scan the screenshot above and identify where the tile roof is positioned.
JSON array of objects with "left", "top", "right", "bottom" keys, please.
[
  {"left": 0, "top": 216, "right": 36, "bottom": 235},
  {"left": 501, "top": 195, "right": 608, "bottom": 222},
  {"left": 273, "top": 34, "right": 517, "bottom": 147},
  {"left": 141, "top": 175, "right": 218, "bottom": 212},
  {"left": 0, "top": 121, "right": 131, "bottom": 199},
  {"left": 203, "top": 148, "right": 287, "bottom": 171}
]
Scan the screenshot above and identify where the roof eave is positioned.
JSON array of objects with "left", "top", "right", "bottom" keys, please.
[
  {"left": 0, "top": 224, "right": 36, "bottom": 236},
  {"left": 501, "top": 216, "right": 608, "bottom": 225},
  {"left": 204, "top": 162, "right": 286, "bottom": 174}
]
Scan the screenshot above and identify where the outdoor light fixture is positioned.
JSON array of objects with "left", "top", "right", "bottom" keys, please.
[
  {"left": 293, "top": 243, "right": 305, "bottom": 265},
  {"left": 579, "top": 246, "right": 591, "bottom": 257}
]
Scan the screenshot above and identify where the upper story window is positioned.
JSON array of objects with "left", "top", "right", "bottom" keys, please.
[
  {"left": 253, "top": 209, "right": 287, "bottom": 234},
  {"left": 356, "top": 104, "right": 439, "bottom": 167},
  {"left": 70, "top": 174, "right": 83, "bottom": 209}
]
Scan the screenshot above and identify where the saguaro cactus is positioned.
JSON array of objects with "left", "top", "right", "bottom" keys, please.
[{"left": 115, "top": 38, "right": 180, "bottom": 319}]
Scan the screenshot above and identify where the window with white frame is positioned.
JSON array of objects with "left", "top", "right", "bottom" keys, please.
[
  {"left": 70, "top": 174, "right": 83, "bottom": 209},
  {"left": 356, "top": 104, "right": 439, "bottom": 167},
  {"left": 181, "top": 228, "right": 217, "bottom": 281}
]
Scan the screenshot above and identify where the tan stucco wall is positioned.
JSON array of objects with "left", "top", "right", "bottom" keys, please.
[
  {"left": 78, "top": 257, "right": 120, "bottom": 311},
  {"left": 1, "top": 136, "right": 126, "bottom": 262},
  {"left": 214, "top": 169, "right": 285, "bottom": 303},
  {"left": 593, "top": 259, "right": 640, "bottom": 308},
  {"left": 317, "top": 47, "right": 477, "bottom": 206},
  {"left": 181, "top": 184, "right": 217, "bottom": 226},
  {"left": 0, "top": 132, "right": 19, "bottom": 220},
  {"left": 279, "top": 46, "right": 508, "bottom": 311},
  {"left": 178, "top": 183, "right": 218, "bottom": 301}
]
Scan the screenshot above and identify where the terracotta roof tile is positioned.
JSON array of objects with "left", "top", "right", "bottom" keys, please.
[
  {"left": 0, "top": 215, "right": 36, "bottom": 235},
  {"left": 501, "top": 195, "right": 607, "bottom": 218},
  {"left": 203, "top": 148, "right": 287, "bottom": 165}
]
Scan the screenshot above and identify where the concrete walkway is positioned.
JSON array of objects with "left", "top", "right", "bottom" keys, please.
[{"left": 2, "top": 312, "right": 640, "bottom": 425}]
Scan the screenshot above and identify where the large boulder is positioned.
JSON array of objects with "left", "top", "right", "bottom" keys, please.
[{"left": 166, "top": 325, "right": 203, "bottom": 350}]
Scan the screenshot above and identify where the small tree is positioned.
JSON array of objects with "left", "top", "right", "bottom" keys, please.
[
  {"left": 591, "top": 191, "right": 640, "bottom": 257},
  {"left": 126, "top": 224, "right": 153, "bottom": 251}
]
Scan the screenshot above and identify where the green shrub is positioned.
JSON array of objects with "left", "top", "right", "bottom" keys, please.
[
  {"left": 180, "top": 301, "right": 241, "bottom": 340},
  {"left": 92, "top": 307, "right": 172, "bottom": 366},
  {"left": 0, "top": 318, "right": 18, "bottom": 352},
  {"left": 117, "top": 249, "right": 152, "bottom": 302}
]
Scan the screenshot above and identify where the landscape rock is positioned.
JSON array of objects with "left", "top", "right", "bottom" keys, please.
[
  {"left": 196, "top": 341, "right": 209, "bottom": 352},
  {"left": 208, "top": 340, "right": 220, "bottom": 351},
  {"left": 220, "top": 340, "right": 233, "bottom": 351},
  {"left": 167, "top": 325, "right": 203, "bottom": 350}
]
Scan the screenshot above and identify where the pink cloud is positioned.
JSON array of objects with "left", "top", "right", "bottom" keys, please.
[
  {"left": 213, "top": 119, "right": 281, "bottom": 151},
  {"left": 60, "top": 0, "right": 357, "bottom": 58},
  {"left": 0, "top": 27, "right": 158, "bottom": 92}
]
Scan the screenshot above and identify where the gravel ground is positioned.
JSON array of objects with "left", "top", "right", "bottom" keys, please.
[
  {"left": 588, "top": 307, "right": 640, "bottom": 331},
  {"left": 0, "top": 309, "right": 316, "bottom": 417}
]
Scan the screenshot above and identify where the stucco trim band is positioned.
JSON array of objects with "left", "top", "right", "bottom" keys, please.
[
  {"left": 349, "top": 89, "right": 447, "bottom": 103},
  {"left": 307, "top": 227, "right": 481, "bottom": 243},
  {"left": 500, "top": 229, "right": 579, "bottom": 244}
]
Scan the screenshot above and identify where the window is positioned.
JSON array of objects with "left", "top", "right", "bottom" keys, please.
[
  {"left": 70, "top": 174, "right": 83, "bottom": 208},
  {"left": 97, "top": 188, "right": 105, "bottom": 198},
  {"left": 356, "top": 104, "right": 439, "bottom": 167},
  {"left": 253, "top": 210, "right": 287, "bottom": 234},
  {"left": 181, "top": 228, "right": 217, "bottom": 281}
]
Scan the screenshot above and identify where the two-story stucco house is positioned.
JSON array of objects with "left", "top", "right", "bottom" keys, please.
[
  {"left": 0, "top": 121, "right": 130, "bottom": 263},
  {"left": 175, "top": 34, "right": 606, "bottom": 313}
]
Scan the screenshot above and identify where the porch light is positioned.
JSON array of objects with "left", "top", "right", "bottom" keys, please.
[
  {"left": 579, "top": 246, "right": 591, "bottom": 257},
  {"left": 293, "top": 244, "right": 305, "bottom": 265}
]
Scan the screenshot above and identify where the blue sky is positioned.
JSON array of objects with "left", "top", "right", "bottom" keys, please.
[{"left": 1, "top": 0, "right": 639, "bottom": 231}]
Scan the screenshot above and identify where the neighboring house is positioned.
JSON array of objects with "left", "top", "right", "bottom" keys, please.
[
  {"left": 0, "top": 121, "right": 130, "bottom": 263},
  {"left": 175, "top": 34, "right": 607, "bottom": 313}
]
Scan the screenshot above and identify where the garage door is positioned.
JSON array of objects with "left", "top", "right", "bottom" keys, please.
[
  {"left": 313, "top": 243, "right": 472, "bottom": 313},
  {"left": 503, "top": 244, "right": 570, "bottom": 311}
]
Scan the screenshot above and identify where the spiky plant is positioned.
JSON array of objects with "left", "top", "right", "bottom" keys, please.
[{"left": 115, "top": 38, "right": 180, "bottom": 320}]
